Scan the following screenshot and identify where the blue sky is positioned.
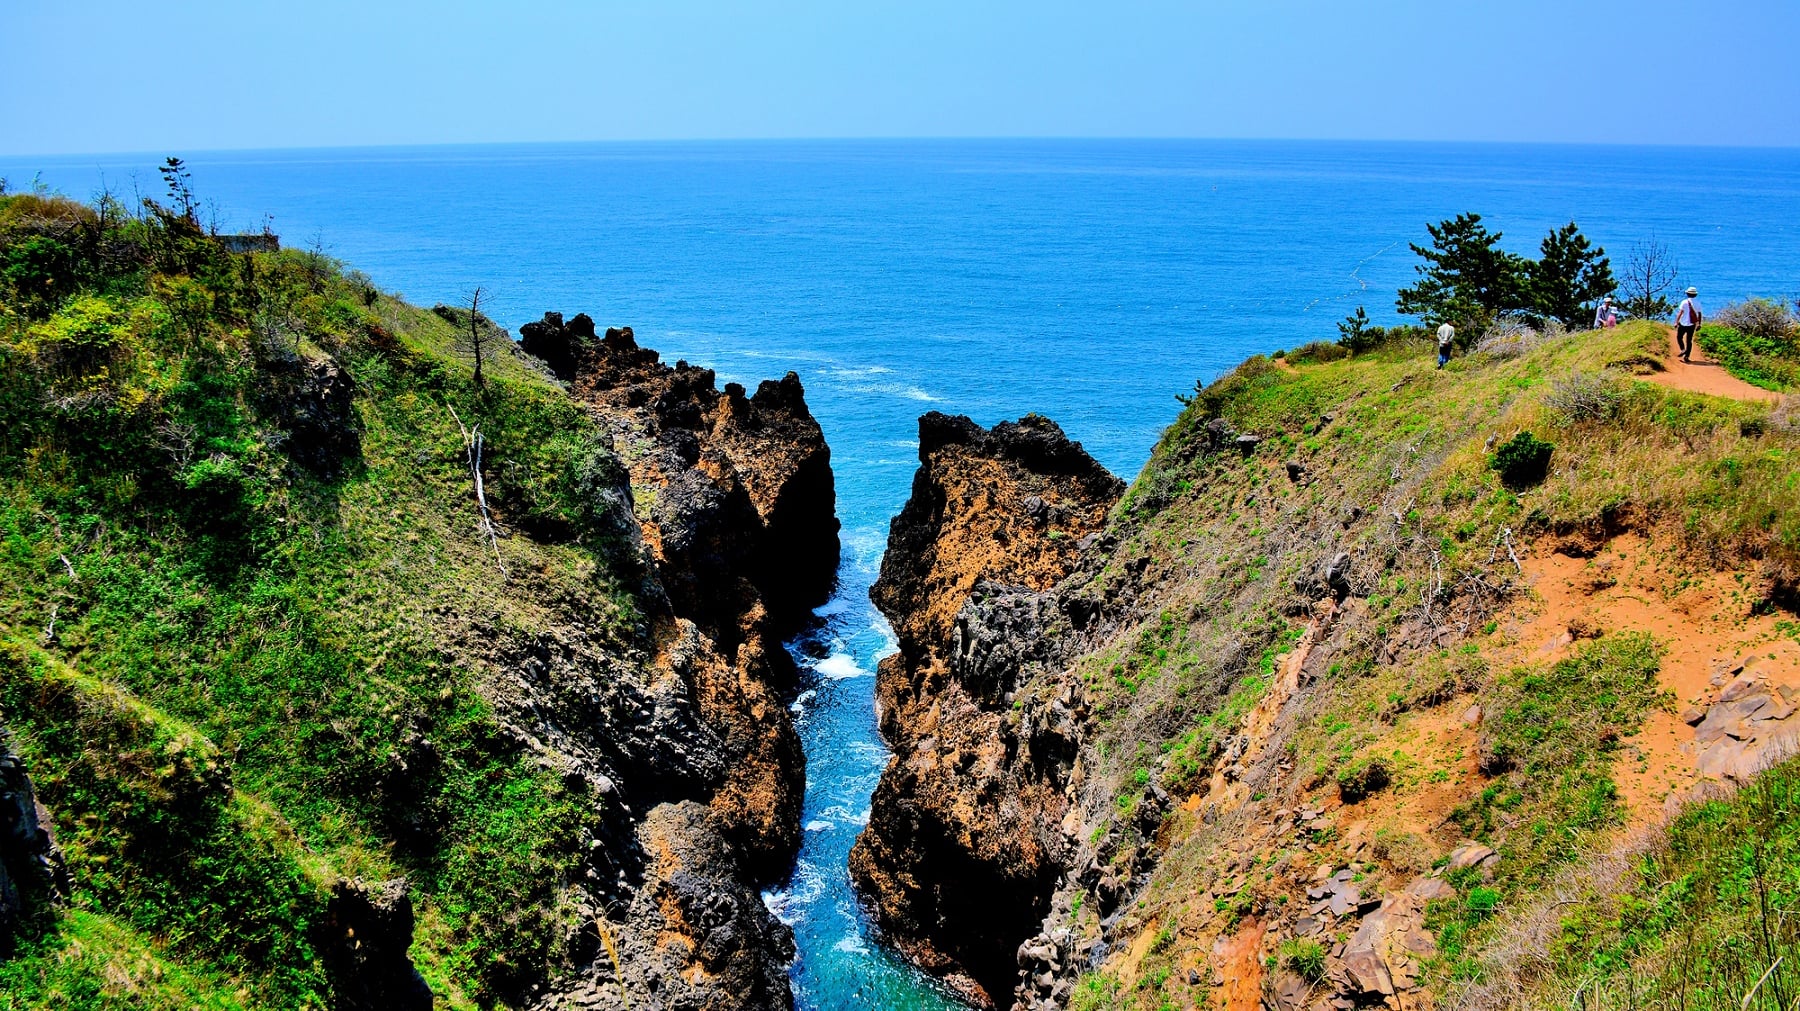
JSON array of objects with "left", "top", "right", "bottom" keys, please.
[{"left": 4, "top": 0, "right": 1796, "bottom": 154}]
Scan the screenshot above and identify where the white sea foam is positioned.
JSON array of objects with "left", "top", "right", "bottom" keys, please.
[
  {"left": 833, "top": 935, "right": 870, "bottom": 955},
  {"left": 843, "top": 381, "right": 942, "bottom": 403},
  {"left": 813, "top": 653, "right": 871, "bottom": 680},
  {"left": 762, "top": 862, "right": 826, "bottom": 926},
  {"left": 804, "top": 820, "right": 834, "bottom": 833},
  {"left": 813, "top": 595, "right": 853, "bottom": 616}
]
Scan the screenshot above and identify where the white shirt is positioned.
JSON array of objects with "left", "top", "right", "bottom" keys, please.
[
  {"left": 1594, "top": 302, "right": 1613, "bottom": 327},
  {"left": 1677, "top": 297, "right": 1703, "bottom": 325},
  {"left": 1436, "top": 323, "right": 1455, "bottom": 348}
]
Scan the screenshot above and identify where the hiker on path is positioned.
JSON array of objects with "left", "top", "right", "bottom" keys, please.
[
  {"left": 1594, "top": 295, "right": 1617, "bottom": 329},
  {"left": 1436, "top": 321, "right": 1455, "bottom": 369},
  {"left": 1675, "top": 286, "right": 1704, "bottom": 362}
]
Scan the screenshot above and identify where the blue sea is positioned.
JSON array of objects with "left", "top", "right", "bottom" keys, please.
[{"left": 9, "top": 140, "right": 1799, "bottom": 1009}]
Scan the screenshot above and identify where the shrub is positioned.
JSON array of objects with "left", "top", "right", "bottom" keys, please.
[
  {"left": 1068, "top": 973, "right": 1121, "bottom": 1011},
  {"left": 1465, "top": 885, "right": 1501, "bottom": 919},
  {"left": 1715, "top": 297, "right": 1797, "bottom": 339},
  {"left": 1370, "top": 828, "right": 1436, "bottom": 874},
  {"left": 1544, "top": 371, "right": 1624, "bottom": 424},
  {"left": 1489, "top": 432, "right": 1554, "bottom": 489},
  {"left": 1697, "top": 323, "right": 1800, "bottom": 392},
  {"left": 1336, "top": 307, "right": 1434, "bottom": 355},
  {"left": 1286, "top": 340, "right": 1347, "bottom": 364},
  {"left": 1473, "top": 315, "right": 1546, "bottom": 360},
  {"left": 1129, "top": 466, "right": 1187, "bottom": 516}
]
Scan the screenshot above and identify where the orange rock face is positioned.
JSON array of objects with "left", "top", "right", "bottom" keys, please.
[
  {"left": 552, "top": 320, "right": 840, "bottom": 881},
  {"left": 850, "top": 412, "right": 1122, "bottom": 1007}
]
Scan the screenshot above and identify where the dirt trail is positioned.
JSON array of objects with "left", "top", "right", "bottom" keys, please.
[{"left": 1648, "top": 326, "right": 1782, "bottom": 403}]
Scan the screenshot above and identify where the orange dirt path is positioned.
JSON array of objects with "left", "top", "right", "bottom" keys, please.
[{"left": 1648, "top": 326, "right": 1782, "bottom": 403}]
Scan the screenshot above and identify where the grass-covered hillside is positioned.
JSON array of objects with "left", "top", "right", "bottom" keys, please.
[
  {"left": 0, "top": 184, "right": 662, "bottom": 1008},
  {"left": 1000, "top": 319, "right": 1800, "bottom": 1009}
]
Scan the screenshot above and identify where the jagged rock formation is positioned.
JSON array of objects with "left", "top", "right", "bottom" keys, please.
[
  {"left": 546, "top": 801, "right": 797, "bottom": 1011},
  {"left": 849, "top": 412, "right": 1122, "bottom": 1006},
  {"left": 524, "top": 314, "right": 841, "bottom": 629},
  {"left": 504, "top": 315, "right": 840, "bottom": 1011}
]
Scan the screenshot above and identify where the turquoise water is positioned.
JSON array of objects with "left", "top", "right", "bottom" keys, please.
[{"left": 9, "top": 140, "right": 1799, "bottom": 1009}]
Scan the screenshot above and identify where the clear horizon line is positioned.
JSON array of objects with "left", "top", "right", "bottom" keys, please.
[{"left": 5, "top": 134, "right": 1799, "bottom": 164}]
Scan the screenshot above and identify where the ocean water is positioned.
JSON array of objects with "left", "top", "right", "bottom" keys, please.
[{"left": 8, "top": 140, "right": 1798, "bottom": 1009}]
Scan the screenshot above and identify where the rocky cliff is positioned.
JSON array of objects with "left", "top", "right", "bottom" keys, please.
[
  {"left": 853, "top": 326, "right": 1800, "bottom": 1011},
  {"left": 489, "top": 312, "right": 844, "bottom": 1010},
  {"left": 849, "top": 412, "right": 1122, "bottom": 1006}
]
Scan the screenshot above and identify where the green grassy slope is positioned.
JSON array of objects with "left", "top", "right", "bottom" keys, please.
[
  {"left": 1033, "top": 320, "right": 1800, "bottom": 1008},
  {"left": 0, "top": 191, "right": 642, "bottom": 1007}
]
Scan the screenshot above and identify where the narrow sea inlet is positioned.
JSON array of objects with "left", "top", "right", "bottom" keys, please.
[{"left": 768, "top": 530, "right": 968, "bottom": 1009}]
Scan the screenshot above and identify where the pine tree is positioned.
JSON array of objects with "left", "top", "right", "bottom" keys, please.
[
  {"left": 158, "top": 157, "right": 197, "bottom": 223},
  {"left": 1529, "top": 221, "right": 1614, "bottom": 327},
  {"left": 1394, "top": 213, "right": 1528, "bottom": 327},
  {"left": 1336, "top": 305, "right": 1373, "bottom": 352}
]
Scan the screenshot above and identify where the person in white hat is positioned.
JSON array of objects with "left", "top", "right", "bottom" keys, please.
[
  {"left": 1594, "top": 295, "right": 1617, "bottom": 329},
  {"left": 1674, "top": 286, "right": 1703, "bottom": 362}
]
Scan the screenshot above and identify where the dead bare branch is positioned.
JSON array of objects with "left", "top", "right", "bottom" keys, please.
[{"left": 449, "top": 406, "right": 506, "bottom": 577}]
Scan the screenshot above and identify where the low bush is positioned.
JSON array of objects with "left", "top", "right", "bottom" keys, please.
[
  {"left": 1543, "top": 371, "right": 1625, "bottom": 424},
  {"left": 1281, "top": 937, "right": 1328, "bottom": 982},
  {"left": 1286, "top": 340, "right": 1348, "bottom": 364},
  {"left": 1337, "top": 755, "right": 1391, "bottom": 803},
  {"left": 1474, "top": 315, "right": 1561, "bottom": 360},
  {"left": 1698, "top": 323, "right": 1800, "bottom": 392},
  {"left": 1715, "top": 297, "right": 1798, "bottom": 339},
  {"left": 1489, "top": 431, "right": 1554, "bottom": 489}
]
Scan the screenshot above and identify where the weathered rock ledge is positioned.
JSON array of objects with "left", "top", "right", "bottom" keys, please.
[{"left": 849, "top": 412, "right": 1122, "bottom": 1007}]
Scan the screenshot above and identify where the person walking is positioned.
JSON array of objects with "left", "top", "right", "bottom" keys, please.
[
  {"left": 1594, "top": 295, "right": 1617, "bottom": 329},
  {"left": 1436, "top": 320, "right": 1455, "bottom": 369},
  {"left": 1675, "top": 286, "right": 1703, "bottom": 362}
]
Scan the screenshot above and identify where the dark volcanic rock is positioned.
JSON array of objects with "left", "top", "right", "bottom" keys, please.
[
  {"left": 321, "top": 878, "right": 433, "bottom": 1011},
  {"left": 534, "top": 802, "right": 794, "bottom": 1011},
  {"left": 0, "top": 731, "right": 65, "bottom": 946},
  {"left": 518, "top": 311, "right": 600, "bottom": 381},
  {"left": 259, "top": 352, "right": 360, "bottom": 474},
  {"left": 567, "top": 322, "right": 841, "bottom": 631},
  {"left": 484, "top": 317, "right": 840, "bottom": 1010},
  {"left": 850, "top": 412, "right": 1122, "bottom": 1007}
]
